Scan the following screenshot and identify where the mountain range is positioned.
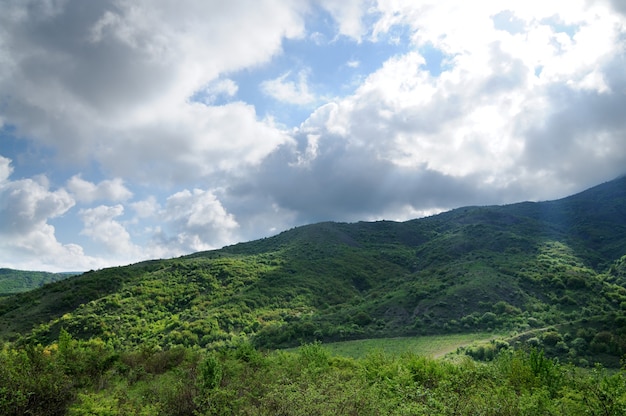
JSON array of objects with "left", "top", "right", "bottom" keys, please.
[{"left": 1, "top": 175, "right": 625, "bottom": 365}]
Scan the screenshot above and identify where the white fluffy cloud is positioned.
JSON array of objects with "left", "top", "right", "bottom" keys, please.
[
  {"left": 131, "top": 196, "right": 159, "bottom": 219},
  {"left": 318, "top": 0, "right": 372, "bottom": 40},
  {"left": 261, "top": 70, "right": 316, "bottom": 105},
  {"left": 193, "top": 79, "right": 239, "bottom": 105},
  {"left": 76, "top": 188, "right": 242, "bottom": 262},
  {"left": 79, "top": 205, "right": 138, "bottom": 257},
  {"left": 0, "top": 0, "right": 305, "bottom": 181},
  {"left": 67, "top": 175, "right": 133, "bottom": 203},
  {"left": 0, "top": 159, "right": 102, "bottom": 271},
  {"left": 226, "top": 0, "right": 626, "bottom": 228},
  {"left": 0, "top": 175, "right": 74, "bottom": 236},
  {"left": 291, "top": 0, "right": 626, "bottom": 200},
  {"left": 157, "top": 189, "right": 239, "bottom": 253},
  {"left": 0, "top": 155, "right": 243, "bottom": 270},
  {"left": 96, "top": 101, "right": 290, "bottom": 183}
]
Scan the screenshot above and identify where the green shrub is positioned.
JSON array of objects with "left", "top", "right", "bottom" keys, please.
[
  {"left": 0, "top": 345, "right": 74, "bottom": 416},
  {"left": 197, "top": 353, "right": 222, "bottom": 391},
  {"left": 541, "top": 331, "right": 562, "bottom": 347}
]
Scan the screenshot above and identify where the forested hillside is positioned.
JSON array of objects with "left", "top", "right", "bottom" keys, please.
[{"left": 1, "top": 176, "right": 625, "bottom": 365}]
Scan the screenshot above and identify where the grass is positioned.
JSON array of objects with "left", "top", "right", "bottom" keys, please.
[{"left": 303, "top": 332, "right": 500, "bottom": 359}]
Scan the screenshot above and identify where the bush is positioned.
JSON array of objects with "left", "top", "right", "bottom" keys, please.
[
  {"left": 479, "top": 312, "right": 498, "bottom": 327},
  {"left": 405, "top": 355, "right": 448, "bottom": 388},
  {"left": 465, "top": 343, "right": 498, "bottom": 361},
  {"left": 197, "top": 353, "right": 222, "bottom": 391},
  {"left": 0, "top": 345, "right": 75, "bottom": 416},
  {"left": 542, "top": 331, "right": 562, "bottom": 347},
  {"left": 527, "top": 337, "right": 541, "bottom": 347}
]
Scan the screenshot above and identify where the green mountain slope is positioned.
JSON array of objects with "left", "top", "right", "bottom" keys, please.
[
  {"left": 1, "top": 176, "right": 625, "bottom": 365},
  {"left": 0, "top": 268, "right": 76, "bottom": 295}
]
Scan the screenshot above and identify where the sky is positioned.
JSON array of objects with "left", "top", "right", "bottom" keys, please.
[{"left": 1, "top": 0, "right": 625, "bottom": 272}]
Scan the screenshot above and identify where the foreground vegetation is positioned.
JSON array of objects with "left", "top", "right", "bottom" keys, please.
[{"left": 2, "top": 331, "right": 625, "bottom": 415}]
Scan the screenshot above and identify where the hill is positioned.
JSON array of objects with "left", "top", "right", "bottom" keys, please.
[
  {"left": 1, "top": 176, "right": 625, "bottom": 366},
  {"left": 0, "top": 268, "right": 77, "bottom": 295}
]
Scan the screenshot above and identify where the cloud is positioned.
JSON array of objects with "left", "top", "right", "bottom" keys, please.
[
  {"left": 0, "top": 156, "right": 242, "bottom": 268},
  {"left": 94, "top": 102, "right": 290, "bottom": 184},
  {"left": 0, "top": 155, "right": 13, "bottom": 183},
  {"left": 608, "top": 0, "right": 626, "bottom": 16},
  {"left": 76, "top": 189, "right": 242, "bottom": 261},
  {"left": 234, "top": 129, "right": 505, "bottom": 226},
  {"left": 0, "top": 175, "right": 74, "bottom": 236},
  {"left": 131, "top": 196, "right": 159, "bottom": 219},
  {"left": 155, "top": 189, "right": 239, "bottom": 253},
  {"left": 261, "top": 70, "right": 316, "bottom": 105},
  {"left": 520, "top": 73, "right": 626, "bottom": 187},
  {"left": 0, "top": 158, "right": 102, "bottom": 271},
  {"left": 0, "top": 0, "right": 306, "bottom": 180},
  {"left": 67, "top": 175, "right": 133, "bottom": 203},
  {"left": 191, "top": 79, "right": 239, "bottom": 105},
  {"left": 318, "top": 0, "right": 372, "bottom": 40},
  {"left": 345, "top": 2, "right": 625, "bottom": 190},
  {"left": 226, "top": 0, "right": 626, "bottom": 227},
  {"left": 79, "top": 204, "right": 139, "bottom": 257}
]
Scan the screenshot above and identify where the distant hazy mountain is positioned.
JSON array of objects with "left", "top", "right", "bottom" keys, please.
[{"left": 0, "top": 268, "right": 77, "bottom": 295}]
